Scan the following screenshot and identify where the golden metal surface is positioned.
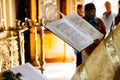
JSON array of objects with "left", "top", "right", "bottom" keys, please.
[{"left": 72, "top": 24, "right": 120, "bottom": 80}]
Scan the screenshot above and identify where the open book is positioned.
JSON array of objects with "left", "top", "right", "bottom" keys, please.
[
  {"left": 11, "top": 63, "right": 47, "bottom": 80},
  {"left": 45, "top": 13, "right": 104, "bottom": 51}
]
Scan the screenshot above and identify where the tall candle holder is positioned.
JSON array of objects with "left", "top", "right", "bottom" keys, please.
[
  {"left": 32, "top": 21, "right": 40, "bottom": 68},
  {"left": 39, "top": 18, "right": 45, "bottom": 74},
  {"left": 31, "top": 18, "right": 45, "bottom": 74},
  {"left": 38, "top": 0, "right": 58, "bottom": 73}
]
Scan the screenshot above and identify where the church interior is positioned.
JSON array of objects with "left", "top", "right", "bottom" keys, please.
[{"left": 0, "top": 0, "right": 119, "bottom": 80}]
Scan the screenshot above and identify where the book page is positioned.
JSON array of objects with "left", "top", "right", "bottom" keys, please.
[
  {"left": 45, "top": 17, "right": 93, "bottom": 51},
  {"left": 11, "top": 63, "right": 47, "bottom": 80},
  {"left": 65, "top": 13, "right": 104, "bottom": 40}
]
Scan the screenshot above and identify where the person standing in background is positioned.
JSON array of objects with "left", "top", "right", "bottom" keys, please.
[
  {"left": 75, "top": 3, "right": 106, "bottom": 67},
  {"left": 102, "top": 1, "right": 116, "bottom": 37},
  {"left": 114, "top": 0, "right": 120, "bottom": 26},
  {"left": 74, "top": 4, "right": 84, "bottom": 67},
  {"left": 77, "top": 4, "right": 84, "bottom": 17},
  {"left": 83, "top": 3, "right": 106, "bottom": 56}
]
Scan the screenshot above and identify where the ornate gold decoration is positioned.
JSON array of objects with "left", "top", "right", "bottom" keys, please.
[{"left": 72, "top": 24, "right": 120, "bottom": 80}]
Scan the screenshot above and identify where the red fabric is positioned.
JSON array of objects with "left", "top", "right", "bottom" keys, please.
[{"left": 96, "top": 18, "right": 106, "bottom": 35}]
